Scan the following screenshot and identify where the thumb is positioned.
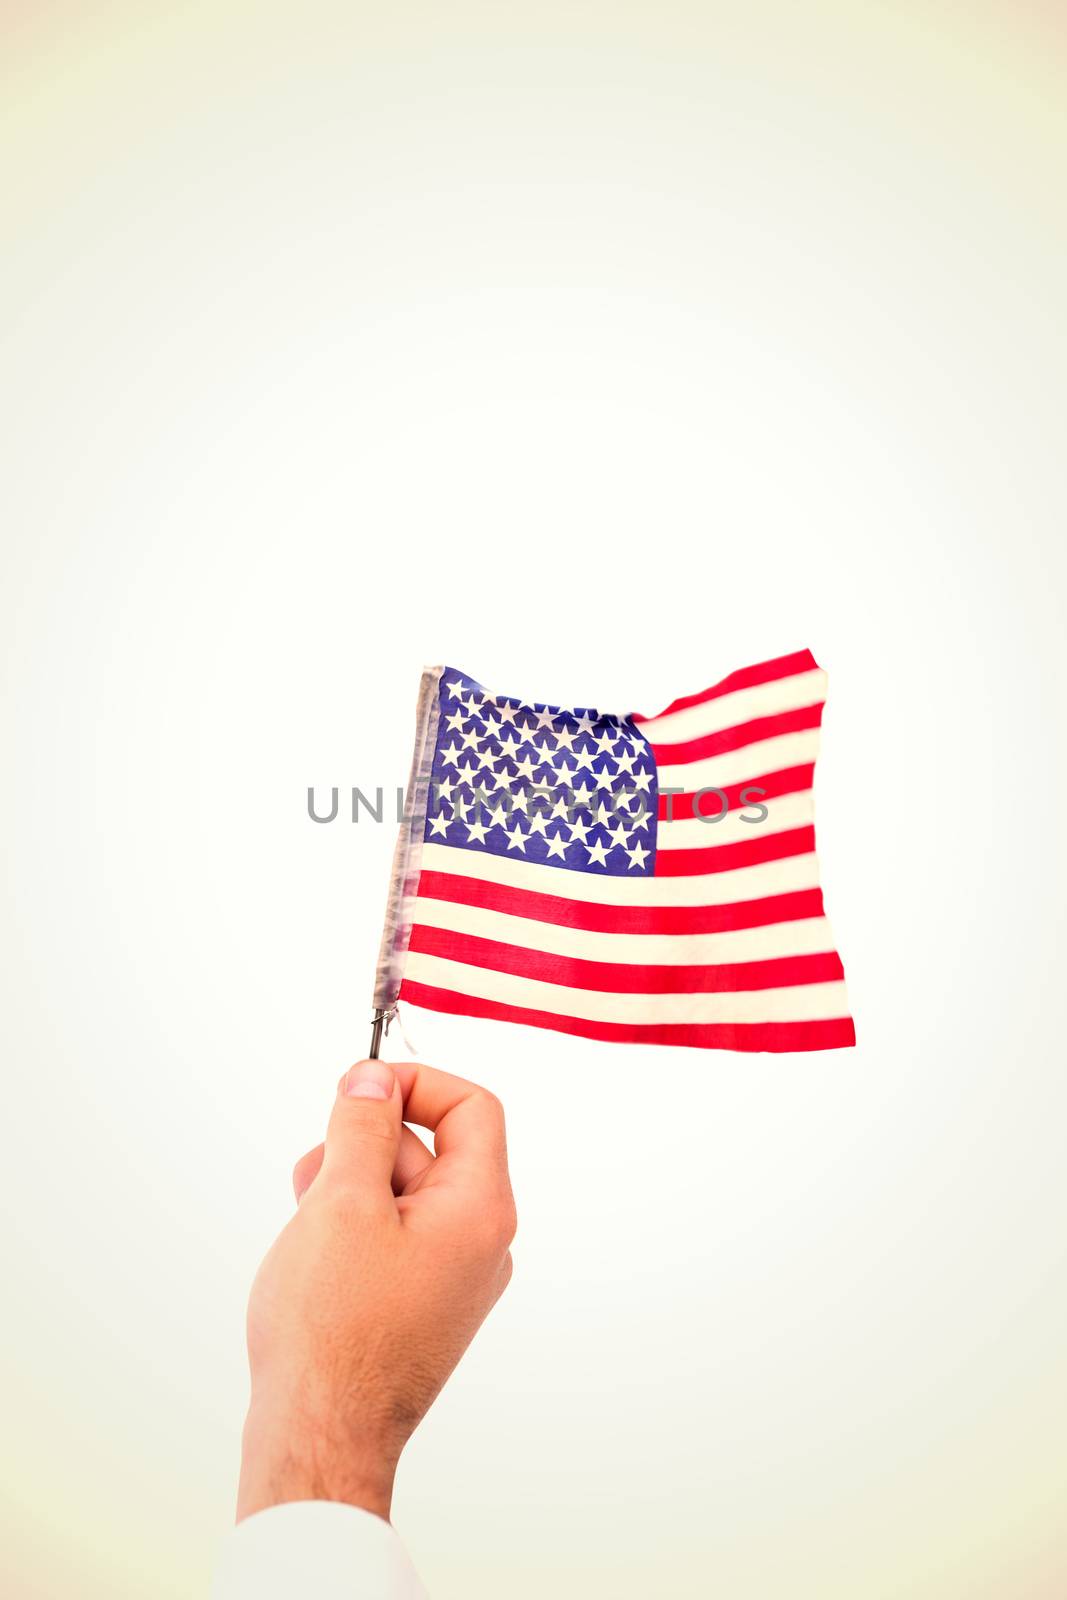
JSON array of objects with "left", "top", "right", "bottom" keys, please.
[{"left": 319, "top": 1059, "right": 402, "bottom": 1202}]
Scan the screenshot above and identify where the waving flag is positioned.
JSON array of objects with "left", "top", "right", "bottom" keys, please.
[{"left": 373, "top": 650, "right": 855, "bottom": 1053}]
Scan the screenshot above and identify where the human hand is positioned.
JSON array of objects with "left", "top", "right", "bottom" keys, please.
[{"left": 236, "top": 1058, "right": 516, "bottom": 1524}]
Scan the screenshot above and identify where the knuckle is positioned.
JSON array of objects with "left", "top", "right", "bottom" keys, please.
[
  {"left": 306, "top": 1168, "right": 355, "bottom": 1210},
  {"left": 318, "top": 1173, "right": 391, "bottom": 1222},
  {"left": 499, "top": 1191, "right": 518, "bottom": 1244},
  {"left": 477, "top": 1189, "right": 518, "bottom": 1252},
  {"left": 471, "top": 1085, "right": 506, "bottom": 1123},
  {"left": 343, "top": 1109, "right": 397, "bottom": 1144}
]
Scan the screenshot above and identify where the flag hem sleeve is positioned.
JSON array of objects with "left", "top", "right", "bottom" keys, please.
[{"left": 372, "top": 664, "right": 443, "bottom": 1012}]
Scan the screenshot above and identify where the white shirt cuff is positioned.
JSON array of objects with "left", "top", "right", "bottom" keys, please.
[{"left": 211, "top": 1501, "right": 428, "bottom": 1599}]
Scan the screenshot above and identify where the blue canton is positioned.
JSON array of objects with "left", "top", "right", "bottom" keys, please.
[{"left": 422, "top": 669, "right": 658, "bottom": 876}]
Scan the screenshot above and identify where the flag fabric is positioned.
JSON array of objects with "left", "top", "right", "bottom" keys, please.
[{"left": 373, "top": 649, "right": 855, "bottom": 1053}]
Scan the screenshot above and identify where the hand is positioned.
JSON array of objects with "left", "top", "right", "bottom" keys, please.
[{"left": 236, "top": 1057, "right": 517, "bottom": 1523}]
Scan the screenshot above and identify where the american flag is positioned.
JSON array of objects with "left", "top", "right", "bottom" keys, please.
[{"left": 374, "top": 649, "right": 855, "bottom": 1053}]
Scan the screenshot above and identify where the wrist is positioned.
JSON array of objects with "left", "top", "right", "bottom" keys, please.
[{"left": 237, "top": 1392, "right": 399, "bottom": 1523}]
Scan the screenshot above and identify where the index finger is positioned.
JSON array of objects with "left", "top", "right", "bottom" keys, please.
[{"left": 393, "top": 1060, "right": 509, "bottom": 1186}]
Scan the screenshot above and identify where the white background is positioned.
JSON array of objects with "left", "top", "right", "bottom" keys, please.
[{"left": 2, "top": 4, "right": 1065, "bottom": 1596}]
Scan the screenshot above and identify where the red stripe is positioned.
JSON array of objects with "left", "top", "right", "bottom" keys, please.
[
  {"left": 415, "top": 872, "right": 826, "bottom": 935},
  {"left": 650, "top": 701, "right": 823, "bottom": 766},
  {"left": 631, "top": 649, "right": 818, "bottom": 724},
  {"left": 654, "top": 824, "right": 815, "bottom": 878},
  {"left": 399, "top": 980, "right": 856, "bottom": 1052},
  {"left": 657, "top": 763, "right": 813, "bottom": 823},
  {"left": 408, "top": 924, "right": 843, "bottom": 994}
]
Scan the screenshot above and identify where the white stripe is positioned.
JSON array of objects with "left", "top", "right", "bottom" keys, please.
[
  {"left": 638, "top": 668, "right": 827, "bottom": 746},
  {"left": 418, "top": 841, "right": 821, "bottom": 906},
  {"left": 412, "top": 898, "right": 837, "bottom": 965},
  {"left": 656, "top": 729, "right": 821, "bottom": 792},
  {"left": 657, "top": 789, "right": 813, "bottom": 850},
  {"left": 404, "top": 951, "right": 849, "bottom": 1024}
]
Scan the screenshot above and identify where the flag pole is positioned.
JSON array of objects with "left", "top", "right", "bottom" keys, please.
[{"left": 368, "top": 1007, "right": 387, "bottom": 1060}]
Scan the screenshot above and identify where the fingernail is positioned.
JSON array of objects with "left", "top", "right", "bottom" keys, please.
[{"left": 345, "top": 1060, "right": 394, "bottom": 1100}]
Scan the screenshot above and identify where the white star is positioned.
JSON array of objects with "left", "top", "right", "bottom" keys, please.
[
  {"left": 594, "top": 727, "right": 616, "bottom": 755},
  {"left": 533, "top": 706, "right": 556, "bottom": 729},
  {"left": 448, "top": 678, "right": 468, "bottom": 701},
  {"left": 554, "top": 759, "right": 575, "bottom": 787},
  {"left": 594, "top": 762, "right": 617, "bottom": 789},
  {"left": 614, "top": 747, "right": 637, "bottom": 774},
  {"left": 631, "top": 768, "right": 653, "bottom": 793},
  {"left": 512, "top": 753, "right": 536, "bottom": 782},
  {"left": 607, "top": 820, "right": 629, "bottom": 848},
  {"left": 434, "top": 774, "right": 456, "bottom": 804},
  {"left": 488, "top": 802, "right": 510, "bottom": 830},
  {"left": 476, "top": 746, "right": 499, "bottom": 771},
  {"left": 462, "top": 691, "right": 482, "bottom": 716},
  {"left": 550, "top": 795, "right": 571, "bottom": 821},
  {"left": 439, "top": 741, "right": 462, "bottom": 767},
  {"left": 496, "top": 732, "right": 521, "bottom": 760},
  {"left": 504, "top": 821, "right": 527, "bottom": 852},
  {"left": 568, "top": 816, "right": 592, "bottom": 845},
  {"left": 627, "top": 806, "right": 650, "bottom": 832},
  {"left": 527, "top": 811, "right": 549, "bottom": 837},
  {"left": 495, "top": 700, "right": 519, "bottom": 724},
  {"left": 571, "top": 781, "right": 593, "bottom": 808},
  {"left": 532, "top": 737, "right": 557, "bottom": 766},
  {"left": 455, "top": 795, "right": 473, "bottom": 823},
  {"left": 584, "top": 837, "right": 611, "bottom": 867},
  {"left": 595, "top": 802, "right": 614, "bottom": 828},
  {"left": 544, "top": 830, "right": 568, "bottom": 860},
  {"left": 572, "top": 745, "right": 596, "bottom": 772},
  {"left": 573, "top": 711, "right": 596, "bottom": 736},
  {"left": 466, "top": 817, "right": 489, "bottom": 845},
  {"left": 444, "top": 709, "right": 465, "bottom": 734},
  {"left": 510, "top": 789, "right": 529, "bottom": 814},
  {"left": 460, "top": 726, "right": 481, "bottom": 750},
  {"left": 625, "top": 839, "right": 651, "bottom": 870},
  {"left": 551, "top": 724, "right": 577, "bottom": 751},
  {"left": 428, "top": 811, "right": 450, "bottom": 838}
]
